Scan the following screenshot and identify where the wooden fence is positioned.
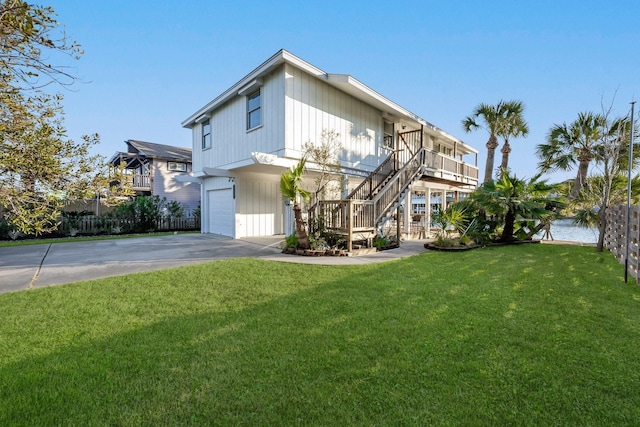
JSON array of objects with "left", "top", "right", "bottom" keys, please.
[
  {"left": 604, "top": 205, "right": 640, "bottom": 282},
  {"left": 59, "top": 215, "right": 200, "bottom": 235}
]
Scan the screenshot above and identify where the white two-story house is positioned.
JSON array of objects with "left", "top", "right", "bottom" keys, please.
[{"left": 182, "top": 49, "right": 478, "bottom": 248}]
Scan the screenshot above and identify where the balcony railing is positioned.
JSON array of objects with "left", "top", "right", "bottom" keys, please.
[
  {"left": 398, "top": 129, "right": 478, "bottom": 186},
  {"left": 131, "top": 173, "right": 151, "bottom": 189},
  {"left": 424, "top": 150, "right": 479, "bottom": 185}
]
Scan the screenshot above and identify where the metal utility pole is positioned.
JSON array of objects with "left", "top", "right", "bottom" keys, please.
[{"left": 624, "top": 101, "right": 635, "bottom": 283}]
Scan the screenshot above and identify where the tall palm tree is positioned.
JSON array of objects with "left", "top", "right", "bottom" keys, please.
[
  {"left": 536, "top": 111, "right": 606, "bottom": 201},
  {"left": 462, "top": 101, "right": 511, "bottom": 183},
  {"left": 498, "top": 101, "right": 528, "bottom": 176},
  {"left": 280, "top": 158, "right": 311, "bottom": 249}
]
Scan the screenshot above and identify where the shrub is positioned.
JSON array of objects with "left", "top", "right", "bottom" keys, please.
[
  {"left": 284, "top": 234, "right": 299, "bottom": 249},
  {"left": 113, "top": 196, "right": 164, "bottom": 232},
  {"left": 308, "top": 234, "right": 329, "bottom": 250},
  {"left": 373, "top": 235, "right": 391, "bottom": 248},
  {"left": 165, "top": 200, "right": 184, "bottom": 219}
]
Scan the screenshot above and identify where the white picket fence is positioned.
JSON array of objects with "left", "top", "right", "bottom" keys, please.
[{"left": 604, "top": 205, "right": 640, "bottom": 282}]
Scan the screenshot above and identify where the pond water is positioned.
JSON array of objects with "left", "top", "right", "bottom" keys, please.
[{"left": 534, "top": 218, "right": 598, "bottom": 243}]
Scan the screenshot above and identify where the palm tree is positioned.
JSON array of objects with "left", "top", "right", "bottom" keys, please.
[
  {"left": 469, "top": 171, "right": 558, "bottom": 242},
  {"left": 536, "top": 111, "right": 606, "bottom": 201},
  {"left": 571, "top": 116, "right": 640, "bottom": 251},
  {"left": 498, "top": 101, "right": 528, "bottom": 177},
  {"left": 463, "top": 101, "right": 513, "bottom": 183},
  {"left": 280, "top": 158, "right": 311, "bottom": 249}
]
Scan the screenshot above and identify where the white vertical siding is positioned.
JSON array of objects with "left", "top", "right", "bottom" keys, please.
[
  {"left": 191, "top": 125, "right": 203, "bottom": 175},
  {"left": 284, "top": 63, "right": 383, "bottom": 171},
  {"left": 192, "top": 62, "right": 384, "bottom": 175},
  {"left": 195, "top": 67, "right": 285, "bottom": 170},
  {"left": 235, "top": 173, "right": 284, "bottom": 238}
]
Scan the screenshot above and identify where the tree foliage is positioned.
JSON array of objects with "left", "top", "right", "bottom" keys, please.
[
  {"left": 536, "top": 98, "right": 640, "bottom": 252},
  {"left": 498, "top": 101, "right": 528, "bottom": 176},
  {"left": 302, "top": 129, "right": 343, "bottom": 203},
  {"left": 536, "top": 111, "right": 607, "bottom": 201},
  {"left": 0, "top": 1, "right": 123, "bottom": 236},
  {"left": 0, "top": 90, "right": 132, "bottom": 234},
  {"left": 567, "top": 111, "right": 640, "bottom": 251},
  {"left": 462, "top": 100, "right": 527, "bottom": 183},
  {"left": 459, "top": 172, "right": 562, "bottom": 243},
  {"left": 280, "top": 158, "right": 311, "bottom": 249},
  {"left": 0, "top": 0, "right": 83, "bottom": 90}
]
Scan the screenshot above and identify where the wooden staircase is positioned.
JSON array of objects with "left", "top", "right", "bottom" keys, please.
[{"left": 317, "top": 129, "right": 426, "bottom": 251}]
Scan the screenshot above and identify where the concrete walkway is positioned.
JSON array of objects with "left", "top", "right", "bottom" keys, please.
[{"left": 0, "top": 234, "right": 429, "bottom": 294}]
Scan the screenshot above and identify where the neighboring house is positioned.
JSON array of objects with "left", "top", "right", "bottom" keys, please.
[
  {"left": 182, "top": 49, "right": 478, "bottom": 248},
  {"left": 109, "top": 140, "right": 201, "bottom": 214}
]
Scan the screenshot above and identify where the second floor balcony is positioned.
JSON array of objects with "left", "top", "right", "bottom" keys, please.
[
  {"left": 130, "top": 173, "right": 151, "bottom": 191},
  {"left": 422, "top": 149, "right": 478, "bottom": 187}
]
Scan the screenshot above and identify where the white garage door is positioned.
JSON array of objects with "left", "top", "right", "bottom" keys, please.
[{"left": 207, "top": 188, "right": 234, "bottom": 237}]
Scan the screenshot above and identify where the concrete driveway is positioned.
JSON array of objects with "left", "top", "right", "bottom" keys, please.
[
  {"left": 0, "top": 233, "right": 284, "bottom": 294},
  {"left": 0, "top": 233, "right": 429, "bottom": 294}
]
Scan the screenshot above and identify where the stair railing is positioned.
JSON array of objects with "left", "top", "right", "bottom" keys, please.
[
  {"left": 318, "top": 129, "right": 428, "bottom": 251},
  {"left": 373, "top": 147, "right": 426, "bottom": 224},
  {"left": 346, "top": 151, "right": 398, "bottom": 201}
]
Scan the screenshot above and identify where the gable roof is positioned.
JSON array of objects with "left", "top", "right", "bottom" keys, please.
[
  {"left": 123, "top": 140, "right": 193, "bottom": 162},
  {"left": 182, "top": 49, "right": 477, "bottom": 154}
]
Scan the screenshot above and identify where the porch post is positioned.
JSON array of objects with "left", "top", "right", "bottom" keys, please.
[
  {"left": 396, "top": 205, "right": 401, "bottom": 244},
  {"left": 404, "top": 191, "right": 412, "bottom": 238},
  {"left": 426, "top": 188, "right": 432, "bottom": 238},
  {"left": 347, "top": 200, "right": 353, "bottom": 252}
]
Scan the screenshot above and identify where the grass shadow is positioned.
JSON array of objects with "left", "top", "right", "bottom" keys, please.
[{"left": 1, "top": 246, "right": 639, "bottom": 425}]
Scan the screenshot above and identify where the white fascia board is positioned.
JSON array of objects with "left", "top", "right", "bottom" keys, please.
[
  {"left": 182, "top": 49, "right": 327, "bottom": 128},
  {"left": 327, "top": 74, "right": 421, "bottom": 122},
  {"left": 432, "top": 129, "right": 479, "bottom": 154},
  {"left": 182, "top": 51, "right": 286, "bottom": 127},
  {"left": 280, "top": 148, "right": 373, "bottom": 177},
  {"left": 251, "top": 152, "right": 297, "bottom": 169},
  {"left": 237, "top": 78, "right": 263, "bottom": 96},
  {"left": 280, "top": 50, "right": 326, "bottom": 78},
  {"left": 201, "top": 167, "right": 234, "bottom": 177},
  {"left": 325, "top": 74, "right": 478, "bottom": 155}
]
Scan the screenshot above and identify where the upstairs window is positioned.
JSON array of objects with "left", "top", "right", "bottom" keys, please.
[
  {"left": 247, "top": 89, "right": 261, "bottom": 130},
  {"left": 383, "top": 121, "right": 394, "bottom": 149},
  {"left": 435, "top": 143, "right": 452, "bottom": 156},
  {"left": 167, "top": 162, "right": 187, "bottom": 172},
  {"left": 202, "top": 119, "right": 211, "bottom": 149}
]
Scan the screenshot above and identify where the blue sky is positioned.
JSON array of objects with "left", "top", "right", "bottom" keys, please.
[{"left": 52, "top": 0, "right": 640, "bottom": 182}]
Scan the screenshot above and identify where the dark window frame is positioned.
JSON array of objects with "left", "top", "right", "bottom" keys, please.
[
  {"left": 246, "top": 89, "right": 262, "bottom": 130},
  {"left": 202, "top": 119, "right": 211, "bottom": 149},
  {"left": 167, "top": 161, "right": 187, "bottom": 172}
]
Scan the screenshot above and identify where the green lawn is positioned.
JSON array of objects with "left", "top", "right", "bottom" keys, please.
[{"left": 1, "top": 244, "right": 639, "bottom": 425}]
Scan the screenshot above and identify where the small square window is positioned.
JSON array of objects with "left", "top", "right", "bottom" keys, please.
[
  {"left": 168, "top": 162, "right": 187, "bottom": 172},
  {"left": 202, "top": 119, "right": 211, "bottom": 149},
  {"left": 247, "top": 89, "right": 261, "bottom": 130}
]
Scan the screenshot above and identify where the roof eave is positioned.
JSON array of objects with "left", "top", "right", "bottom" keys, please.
[
  {"left": 325, "top": 74, "right": 478, "bottom": 154},
  {"left": 182, "top": 49, "right": 328, "bottom": 128}
]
